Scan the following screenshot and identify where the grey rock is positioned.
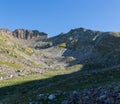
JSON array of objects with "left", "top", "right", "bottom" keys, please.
[
  {"left": 118, "top": 93, "right": 120, "bottom": 98},
  {"left": 61, "top": 100, "right": 68, "bottom": 104},
  {"left": 48, "top": 94, "right": 56, "bottom": 100},
  {"left": 29, "top": 102, "right": 33, "bottom": 104},
  {"left": 38, "top": 94, "right": 44, "bottom": 97},
  {"left": 13, "top": 29, "right": 48, "bottom": 40},
  {"left": 9, "top": 74, "right": 13, "bottom": 78},
  {"left": 38, "top": 94, "right": 47, "bottom": 100},
  {"left": 0, "top": 77, "right": 3, "bottom": 80},
  {"left": 61, "top": 83, "right": 120, "bottom": 104},
  {"left": 98, "top": 94, "right": 107, "bottom": 100},
  {"left": 72, "top": 90, "right": 78, "bottom": 94}
]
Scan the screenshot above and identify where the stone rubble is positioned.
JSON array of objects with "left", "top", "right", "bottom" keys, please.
[{"left": 61, "top": 82, "right": 120, "bottom": 104}]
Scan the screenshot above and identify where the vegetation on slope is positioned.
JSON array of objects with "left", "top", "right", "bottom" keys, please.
[{"left": 0, "top": 65, "right": 120, "bottom": 104}]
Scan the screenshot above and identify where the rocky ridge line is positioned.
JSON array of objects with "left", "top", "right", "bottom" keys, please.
[{"left": 0, "top": 28, "right": 48, "bottom": 40}]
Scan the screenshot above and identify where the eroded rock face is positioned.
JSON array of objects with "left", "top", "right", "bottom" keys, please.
[
  {"left": 0, "top": 28, "right": 48, "bottom": 40},
  {"left": 13, "top": 29, "right": 48, "bottom": 40}
]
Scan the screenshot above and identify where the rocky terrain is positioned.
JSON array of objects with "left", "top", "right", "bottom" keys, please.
[
  {"left": 0, "top": 27, "right": 120, "bottom": 104},
  {"left": 62, "top": 82, "right": 120, "bottom": 104},
  {"left": 0, "top": 28, "right": 68, "bottom": 80},
  {"left": 48, "top": 28, "right": 120, "bottom": 66}
]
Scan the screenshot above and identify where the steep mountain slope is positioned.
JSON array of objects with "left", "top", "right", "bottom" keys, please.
[
  {"left": 96, "top": 32, "right": 120, "bottom": 65},
  {"left": 48, "top": 28, "right": 120, "bottom": 67},
  {"left": 0, "top": 29, "right": 49, "bottom": 80},
  {"left": 0, "top": 27, "right": 120, "bottom": 104},
  {"left": 1, "top": 27, "right": 120, "bottom": 78},
  {"left": 0, "top": 28, "right": 71, "bottom": 80}
]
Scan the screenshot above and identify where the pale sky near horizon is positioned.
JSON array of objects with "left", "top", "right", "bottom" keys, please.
[{"left": 0, "top": 0, "right": 120, "bottom": 36}]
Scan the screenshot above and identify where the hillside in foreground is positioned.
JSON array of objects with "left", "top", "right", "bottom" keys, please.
[{"left": 0, "top": 27, "right": 120, "bottom": 104}]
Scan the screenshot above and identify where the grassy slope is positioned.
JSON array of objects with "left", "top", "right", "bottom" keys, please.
[
  {"left": 0, "top": 65, "right": 120, "bottom": 104},
  {"left": 0, "top": 33, "right": 34, "bottom": 57},
  {"left": 0, "top": 33, "right": 41, "bottom": 75}
]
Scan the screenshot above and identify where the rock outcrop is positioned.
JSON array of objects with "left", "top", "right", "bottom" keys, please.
[
  {"left": 13, "top": 29, "right": 48, "bottom": 40},
  {"left": 0, "top": 28, "right": 48, "bottom": 40}
]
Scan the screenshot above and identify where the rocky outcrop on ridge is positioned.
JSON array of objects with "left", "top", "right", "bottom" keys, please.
[
  {"left": 13, "top": 29, "right": 48, "bottom": 40},
  {"left": 0, "top": 28, "right": 48, "bottom": 40}
]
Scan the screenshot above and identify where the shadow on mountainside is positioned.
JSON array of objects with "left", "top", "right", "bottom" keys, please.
[
  {"left": 62, "top": 34, "right": 120, "bottom": 67},
  {"left": 62, "top": 48, "right": 97, "bottom": 66},
  {"left": 0, "top": 62, "right": 120, "bottom": 103}
]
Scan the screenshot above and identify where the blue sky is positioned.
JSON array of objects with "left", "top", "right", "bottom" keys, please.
[{"left": 0, "top": 0, "right": 120, "bottom": 36}]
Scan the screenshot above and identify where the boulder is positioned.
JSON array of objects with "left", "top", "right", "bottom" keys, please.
[{"left": 48, "top": 94, "right": 56, "bottom": 100}]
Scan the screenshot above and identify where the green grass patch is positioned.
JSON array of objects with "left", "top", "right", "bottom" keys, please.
[
  {"left": 18, "top": 47, "right": 34, "bottom": 56},
  {"left": 0, "top": 73, "right": 6, "bottom": 77},
  {"left": 0, "top": 61, "right": 24, "bottom": 69},
  {"left": 59, "top": 42, "right": 67, "bottom": 49},
  {"left": 0, "top": 65, "right": 120, "bottom": 103},
  {"left": 30, "top": 61, "right": 44, "bottom": 68},
  {"left": 0, "top": 34, "right": 6, "bottom": 42},
  {"left": 0, "top": 64, "right": 82, "bottom": 88}
]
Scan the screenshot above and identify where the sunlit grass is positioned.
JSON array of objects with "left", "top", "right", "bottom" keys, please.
[
  {"left": 0, "top": 64, "right": 82, "bottom": 88},
  {"left": 0, "top": 63, "right": 120, "bottom": 104},
  {"left": 0, "top": 61, "right": 24, "bottom": 69}
]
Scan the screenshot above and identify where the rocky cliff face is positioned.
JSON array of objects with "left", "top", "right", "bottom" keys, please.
[
  {"left": 13, "top": 29, "right": 48, "bottom": 40},
  {"left": 0, "top": 28, "right": 48, "bottom": 40}
]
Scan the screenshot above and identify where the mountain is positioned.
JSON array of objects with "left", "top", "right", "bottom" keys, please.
[
  {"left": 1, "top": 27, "right": 120, "bottom": 79},
  {"left": 0, "top": 27, "right": 120, "bottom": 104},
  {"left": 48, "top": 28, "right": 120, "bottom": 68},
  {"left": 0, "top": 28, "right": 49, "bottom": 80}
]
